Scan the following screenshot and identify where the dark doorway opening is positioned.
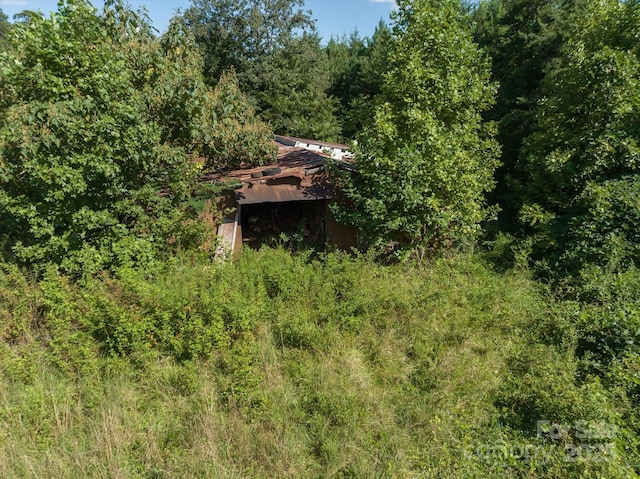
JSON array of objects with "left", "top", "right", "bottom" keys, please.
[{"left": 240, "top": 200, "right": 325, "bottom": 249}]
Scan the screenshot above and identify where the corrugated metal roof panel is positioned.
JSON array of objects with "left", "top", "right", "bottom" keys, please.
[
  {"left": 200, "top": 142, "right": 352, "bottom": 205},
  {"left": 203, "top": 146, "right": 330, "bottom": 183},
  {"left": 236, "top": 175, "right": 334, "bottom": 204}
]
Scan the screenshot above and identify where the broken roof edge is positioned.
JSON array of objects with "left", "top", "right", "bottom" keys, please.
[
  {"left": 198, "top": 134, "right": 359, "bottom": 191},
  {"left": 203, "top": 145, "right": 331, "bottom": 181},
  {"left": 235, "top": 178, "right": 335, "bottom": 204},
  {"left": 275, "top": 134, "right": 349, "bottom": 151}
]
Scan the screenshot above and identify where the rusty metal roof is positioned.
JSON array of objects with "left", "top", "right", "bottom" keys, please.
[
  {"left": 201, "top": 144, "right": 338, "bottom": 205},
  {"left": 236, "top": 175, "right": 334, "bottom": 204},
  {"left": 203, "top": 146, "right": 329, "bottom": 182},
  {"left": 244, "top": 146, "right": 327, "bottom": 180},
  {"left": 233, "top": 146, "right": 335, "bottom": 204}
]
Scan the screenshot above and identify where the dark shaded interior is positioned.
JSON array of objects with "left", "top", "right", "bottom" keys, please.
[{"left": 240, "top": 200, "right": 325, "bottom": 249}]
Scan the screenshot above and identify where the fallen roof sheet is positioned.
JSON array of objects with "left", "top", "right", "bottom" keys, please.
[
  {"left": 275, "top": 135, "right": 349, "bottom": 151},
  {"left": 202, "top": 145, "right": 331, "bottom": 184}
]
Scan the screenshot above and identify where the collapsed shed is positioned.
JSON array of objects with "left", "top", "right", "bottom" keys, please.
[{"left": 210, "top": 135, "right": 357, "bottom": 255}]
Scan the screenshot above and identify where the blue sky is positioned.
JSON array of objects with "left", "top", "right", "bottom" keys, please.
[{"left": 0, "top": 0, "right": 396, "bottom": 41}]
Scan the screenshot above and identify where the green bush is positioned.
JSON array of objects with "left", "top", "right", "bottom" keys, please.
[
  {"left": 559, "top": 177, "right": 640, "bottom": 277},
  {"left": 0, "top": 1, "right": 275, "bottom": 274},
  {"left": 0, "top": 1, "right": 198, "bottom": 273}
]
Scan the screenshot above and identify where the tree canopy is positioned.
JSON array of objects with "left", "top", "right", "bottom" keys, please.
[
  {"left": 184, "top": 0, "right": 340, "bottom": 140},
  {"left": 332, "top": 0, "right": 500, "bottom": 256},
  {"left": 252, "top": 32, "right": 340, "bottom": 140},
  {"left": 0, "top": 0, "right": 273, "bottom": 273},
  {"left": 0, "top": 8, "right": 9, "bottom": 50},
  {"left": 326, "top": 22, "right": 393, "bottom": 140},
  {"left": 520, "top": 0, "right": 640, "bottom": 276},
  {"left": 473, "top": 0, "right": 574, "bottom": 226},
  {"left": 184, "top": 0, "right": 313, "bottom": 83}
]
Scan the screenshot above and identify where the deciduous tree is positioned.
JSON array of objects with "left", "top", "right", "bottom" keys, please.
[
  {"left": 520, "top": 0, "right": 640, "bottom": 275},
  {"left": 332, "top": 0, "right": 500, "bottom": 256},
  {"left": 0, "top": 0, "right": 273, "bottom": 273},
  {"left": 0, "top": 8, "right": 9, "bottom": 51},
  {"left": 184, "top": 0, "right": 339, "bottom": 140},
  {"left": 184, "top": 0, "right": 313, "bottom": 83}
]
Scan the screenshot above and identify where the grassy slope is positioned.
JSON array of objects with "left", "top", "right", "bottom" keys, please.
[{"left": 0, "top": 249, "right": 635, "bottom": 478}]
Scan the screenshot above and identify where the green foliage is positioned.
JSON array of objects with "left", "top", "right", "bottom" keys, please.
[
  {"left": 1, "top": 249, "right": 637, "bottom": 477},
  {"left": 473, "top": 0, "right": 573, "bottom": 226},
  {"left": 326, "top": 22, "right": 393, "bottom": 139},
  {"left": 39, "top": 266, "right": 101, "bottom": 377},
  {"left": 487, "top": 3, "right": 640, "bottom": 465},
  {"left": 185, "top": 0, "right": 340, "bottom": 140},
  {"left": 475, "top": 6, "right": 640, "bottom": 443},
  {"left": 155, "top": 18, "right": 276, "bottom": 168},
  {"left": 1, "top": 0, "right": 639, "bottom": 475},
  {"left": 252, "top": 33, "right": 340, "bottom": 141},
  {"left": 332, "top": 0, "right": 500, "bottom": 255},
  {"left": 204, "top": 70, "right": 277, "bottom": 168},
  {"left": 498, "top": 344, "right": 614, "bottom": 431},
  {"left": 0, "top": 1, "right": 274, "bottom": 273},
  {"left": 0, "top": 1, "right": 197, "bottom": 273},
  {"left": 560, "top": 177, "right": 640, "bottom": 276},
  {"left": 521, "top": 0, "right": 640, "bottom": 275},
  {"left": 0, "top": 8, "right": 9, "bottom": 51},
  {"left": 184, "top": 0, "right": 314, "bottom": 84}
]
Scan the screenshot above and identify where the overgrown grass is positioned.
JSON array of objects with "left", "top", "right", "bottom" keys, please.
[{"left": 0, "top": 249, "right": 637, "bottom": 478}]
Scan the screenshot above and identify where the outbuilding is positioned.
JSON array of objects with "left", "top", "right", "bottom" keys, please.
[{"left": 211, "top": 135, "right": 358, "bottom": 256}]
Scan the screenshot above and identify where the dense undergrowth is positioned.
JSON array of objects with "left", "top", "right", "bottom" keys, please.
[{"left": 1, "top": 248, "right": 638, "bottom": 478}]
